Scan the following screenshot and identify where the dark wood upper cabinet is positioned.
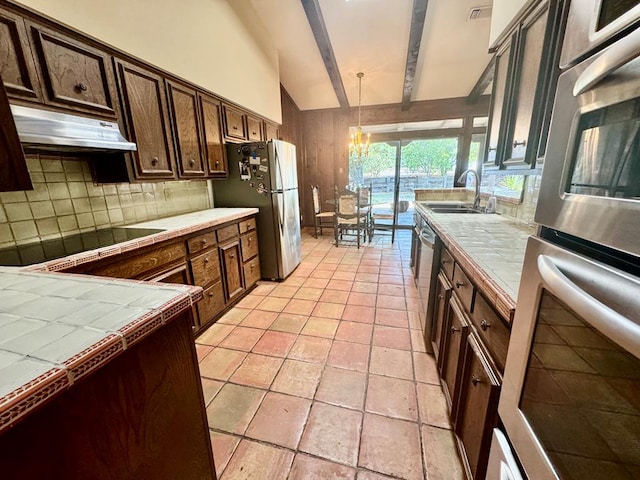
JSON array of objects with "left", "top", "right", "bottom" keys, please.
[
  {"left": 246, "top": 114, "right": 262, "bottom": 141},
  {"left": 0, "top": 10, "right": 41, "bottom": 101},
  {"left": 222, "top": 104, "right": 247, "bottom": 141},
  {"left": 0, "top": 74, "right": 31, "bottom": 192},
  {"left": 167, "top": 80, "right": 206, "bottom": 178},
  {"left": 198, "top": 93, "right": 227, "bottom": 177},
  {"left": 28, "top": 23, "right": 118, "bottom": 117},
  {"left": 264, "top": 121, "right": 279, "bottom": 141},
  {"left": 115, "top": 59, "right": 176, "bottom": 180}
]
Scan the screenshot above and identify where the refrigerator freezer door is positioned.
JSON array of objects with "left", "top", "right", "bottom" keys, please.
[
  {"left": 272, "top": 189, "right": 302, "bottom": 278},
  {"left": 270, "top": 140, "right": 298, "bottom": 191}
]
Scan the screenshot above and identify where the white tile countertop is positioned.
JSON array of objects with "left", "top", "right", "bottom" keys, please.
[
  {"left": 0, "top": 267, "right": 203, "bottom": 434},
  {"left": 26, "top": 208, "right": 258, "bottom": 272},
  {"left": 415, "top": 202, "right": 536, "bottom": 321}
]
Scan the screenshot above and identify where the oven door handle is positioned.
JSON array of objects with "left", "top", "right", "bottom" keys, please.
[
  {"left": 538, "top": 255, "right": 640, "bottom": 357},
  {"left": 574, "top": 26, "right": 640, "bottom": 96}
]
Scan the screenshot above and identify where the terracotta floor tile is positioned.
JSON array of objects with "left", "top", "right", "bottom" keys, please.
[
  {"left": 206, "top": 383, "right": 265, "bottom": 434},
  {"left": 376, "top": 294, "right": 406, "bottom": 310},
  {"left": 326, "top": 279, "right": 353, "bottom": 291},
  {"left": 270, "top": 313, "right": 308, "bottom": 333},
  {"left": 335, "top": 321, "right": 373, "bottom": 344},
  {"left": 417, "top": 382, "right": 451, "bottom": 429},
  {"left": 209, "top": 431, "right": 240, "bottom": 476},
  {"left": 301, "top": 317, "right": 340, "bottom": 338},
  {"left": 291, "top": 267, "right": 314, "bottom": 278},
  {"left": 377, "top": 284, "right": 405, "bottom": 297},
  {"left": 380, "top": 266, "right": 403, "bottom": 275},
  {"left": 327, "top": 340, "right": 370, "bottom": 372},
  {"left": 288, "top": 335, "right": 332, "bottom": 363},
  {"left": 239, "top": 309, "right": 278, "bottom": 329},
  {"left": 356, "top": 470, "right": 397, "bottom": 480},
  {"left": 375, "top": 308, "right": 409, "bottom": 328},
  {"left": 378, "top": 274, "right": 404, "bottom": 285},
  {"left": 270, "top": 284, "right": 299, "bottom": 298},
  {"left": 407, "top": 311, "right": 422, "bottom": 330},
  {"left": 319, "top": 289, "right": 350, "bottom": 304},
  {"left": 283, "top": 276, "right": 306, "bottom": 287},
  {"left": 299, "top": 402, "right": 363, "bottom": 466},
  {"left": 404, "top": 285, "right": 419, "bottom": 298},
  {"left": 302, "top": 277, "right": 330, "bottom": 288},
  {"left": 218, "top": 307, "right": 251, "bottom": 325},
  {"left": 201, "top": 378, "right": 224, "bottom": 406},
  {"left": 246, "top": 392, "right": 312, "bottom": 449},
  {"left": 347, "top": 292, "right": 377, "bottom": 307},
  {"left": 421, "top": 425, "right": 465, "bottom": 479},
  {"left": 410, "top": 329, "right": 427, "bottom": 352},
  {"left": 195, "top": 344, "right": 213, "bottom": 362},
  {"left": 365, "top": 375, "right": 418, "bottom": 421},
  {"left": 235, "top": 294, "right": 263, "bottom": 309},
  {"left": 229, "top": 353, "right": 283, "bottom": 389},
  {"left": 251, "top": 330, "right": 297, "bottom": 357},
  {"left": 332, "top": 271, "right": 356, "bottom": 281},
  {"left": 372, "top": 325, "right": 412, "bottom": 351},
  {"left": 351, "top": 281, "right": 378, "bottom": 294},
  {"left": 406, "top": 297, "right": 421, "bottom": 312},
  {"left": 196, "top": 323, "right": 235, "bottom": 346},
  {"left": 271, "top": 359, "right": 324, "bottom": 398},
  {"left": 220, "top": 439, "right": 293, "bottom": 480},
  {"left": 199, "top": 348, "right": 247, "bottom": 381},
  {"left": 355, "top": 272, "right": 379, "bottom": 283},
  {"left": 289, "top": 454, "right": 356, "bottom": 480},
  {"left": 294, "top": 287, "right": 324, "bottom": 301},
  {"left": 358, "top": 413, "right": 423, "bottom": 480},
  {"left": 256, "top": 296, "right": 290, "bottom": 312},
  {"left": 252, "top": 283, "right": 277, "bottom": 296},
  {"left": 219, "top": 327, "right": 264, "bottom": 352},
  {"left": 312, "top": 302, "right": 345, "bottom": 319},
  {"left": 369, "top": 346, "right": 414, "bottom": 380},
  {"left": 413, "top": 352, "right": 440, "bottom": 385},
  {"left": 283, "top": 298, "right": 317, "bottom": 316},
  {"left": 358, "top": 265, "right": 380, "bottom": 274},
  {"left": 316, "top": 367, "right": 367, "bottom": 410},
  {"left": 342, "top": 304, "right": 376, "bottom": 324},
  {"left": 311, "top": 269, "right": 333, "bottom": 279}
]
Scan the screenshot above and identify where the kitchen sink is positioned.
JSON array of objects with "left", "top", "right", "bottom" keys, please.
[{"left": 429, "top": 206, "right": 483, "bottom": 214}]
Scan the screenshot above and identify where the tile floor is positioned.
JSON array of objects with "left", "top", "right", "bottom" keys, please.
[{"left": 195, "top": 230, "right": 465, "bottom": 480}]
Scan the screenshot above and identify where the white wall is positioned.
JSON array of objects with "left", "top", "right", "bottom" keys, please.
[
  {"left": 489, "top": 0, "right": 532, "bottom": 48},
  {"left": 16, "top": 0, "right": 282, "bottom": 123}
]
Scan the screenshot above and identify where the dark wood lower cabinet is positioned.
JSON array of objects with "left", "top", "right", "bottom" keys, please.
[
  {"left": 432, "top": 272, "right": 452, "bottom": 364},
  {"left": 198, "top": 281, "right": 226, "bottom": 326},
  {"left": 441, "top": 296, "right": 469, "bottom": 418},
  {"left": 0, "top": 313, "right": 217, "bottom": 479},
  {"left": 221, "top": 240, "right": 244, "bottom": 301}
]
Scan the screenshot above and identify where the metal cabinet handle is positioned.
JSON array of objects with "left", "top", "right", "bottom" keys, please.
[
  {"left": 513, "top": 140, "right": 526, "bottom": 148},
  {"left": 75, "top": 82, "right": 88, "bottom": 92},
  {"left": 472, "top": 375, "right": 482, "bottom": 386},
  {"left": 488, "top": 147, "right": 497, "bottom": 152},
  {"left": 201, "top": 238, "right": 207, "bottom": 244},
  {"left": 480, "top": 319, "right": 491, "bottom": 331},
  {"left": 215, "top": 160, "right": 220, "bottom": 166},
  {"left": 250, "top": 263, "right": 255, "bottom": 270},
  {"left": 442, "top": 259, "right": 450, "bottom": 264},
  {"left": 450, "top": 326, "right": 460, "bottom": 334},
  {"left": 248, "top": 237, "right": 252, "bottom": 244},
  {"left": 230, "top": 253, "right": 235, "bottom": 258},
  {"left": 438, "top": 294, "right": 444, "bottom": 300},
  {"left": 151, "top": 157, "right": 159, "bottom": 166},
  {"left": 455, "top": 281, "right": 465, "bottom": 288},
  {"left": 204, "top": 257, "right": 209, "bottom": 264},
  {"left": 189, "top": 159, "right": 196, "bottom": 167},
  {"left": 208, "top": 292, "right": 214, "bottom": 297},
  {"left": 232, "top": 125, "right": 238, "bottom": 130}
]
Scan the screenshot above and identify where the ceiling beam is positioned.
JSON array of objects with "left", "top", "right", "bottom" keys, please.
[
  {"left": 301, "top": 0, "right": 350, "bottom": 109},
  {"left": 467, "top": 56, "right": 496, "bottom": 104},
  {"left": 401, "top": 0, "right": 429, "bottom": 111}
]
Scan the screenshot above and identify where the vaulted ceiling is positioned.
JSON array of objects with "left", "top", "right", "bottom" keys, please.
[{"left": 246, "top": 0, "right": 494, "bottom": 111}]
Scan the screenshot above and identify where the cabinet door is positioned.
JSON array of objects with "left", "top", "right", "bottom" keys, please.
[
  {"left": 198, "top": 94, "right": 227, "bottom": 177},
  {"left": 246, "top": 115, "right": 262, "bottom": 141},
  {"left": 504, "top": 6, "right": 549, "bottom": 166},
  {"left": 484, "top": 32, "right": 517, "bottom": 168},
  {"left": 264, "top": 121, "right": 279, "bottom": 141},
  {"left": 115, "top": 59, "right": 176, "bottom": 179},
  {"left": 432, "top": 272, "right": 452, "bottom": 365},
  {"left": 0, "top": 10, "right": 41, "bottom": 101},
  {"left": 243, "top": 256, "right": 261, "bottom": 288},
  {"left": 456, "top": 334, "right": 500, "bottom": 480},
  {"left": 167, "top": 81, "right": 205, "bottom": 177},
  {"left": 0, "top": 76, "right": 31, "bottom": 191},
  {"left": 29, "top": 24, "right": 118, "bottom": 117},
  {"left": 222, "top": 104, "right": 247, "bottom": 141},
  {"left": 441, "top": 295, "right": 469, "bottom": 421},
  {"left": 197, "top": 280, "right": 225, "bottom": 331},
  {"left": 220, "top": 241, "right": 244, "bottom": 301},
  {"left": 240, "top": 231, "right": 258, "bottom": 262}
]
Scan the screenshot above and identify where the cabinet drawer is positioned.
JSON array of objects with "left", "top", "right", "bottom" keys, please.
[
  {"left": 187, "top": 231, "right": 216, "bottom": 255},
  {"left": 243, "top": 257, "right": 261, "bottom": 287},
  {"left": 30, "top": 25, "right": 117, "bottom": 116},
  {"left": 217, "top": 224, "right": 239, "bottom": 243},
  {"left": 471, "top": 293, "right": 510, "bottom": 371},
  {"left": 246, "top": 115, "right": 262, "bottom": 141},
  {"left": 240, "top": 231, "right": 258, "bottom": 262},
  {"left": 452, "top": 265, "right": 474, "bottom": 313},
  {"left": 197, "top": 281, "right": 225, "bottom": 325},
  {"left": 222, "top": 105, "right": 246, "bottom": 140},
  {"left": 90, "top": 242, "right": 186, "bottom": 279},
  {"left": 238, "top": 217, "right": 256, "bottom": 234},
  {"left": 190, "top": 250, "right": 221, "bottom": 287},
  {"left": 441, "top": 248, "right": 454, "bottom": 281}
]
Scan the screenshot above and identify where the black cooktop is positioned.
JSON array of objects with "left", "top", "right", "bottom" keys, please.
[{"left": 0, "top": 227, "right": 165, "bottom": 267}]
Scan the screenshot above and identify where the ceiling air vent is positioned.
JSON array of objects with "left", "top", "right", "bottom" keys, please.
[{"left": 468, "top": 6, "right": 492, "bottom": 20}]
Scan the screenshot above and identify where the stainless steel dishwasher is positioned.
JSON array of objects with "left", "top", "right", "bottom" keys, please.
[{"left": 416, "top": 221, "right": 440, "bottom": 354}]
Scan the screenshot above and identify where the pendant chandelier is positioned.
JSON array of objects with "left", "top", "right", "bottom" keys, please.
[{"left": 349, "top": 72, "right": 370, "bottom": 162}]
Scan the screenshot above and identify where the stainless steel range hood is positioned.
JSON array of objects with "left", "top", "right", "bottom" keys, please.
[{"left": 11, "top": 105, "right": 137, "bottom": 153}]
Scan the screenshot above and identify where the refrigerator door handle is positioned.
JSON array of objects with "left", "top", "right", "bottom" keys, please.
[{"left": 278, "top": 191, "right": 285, "bottom": 234}]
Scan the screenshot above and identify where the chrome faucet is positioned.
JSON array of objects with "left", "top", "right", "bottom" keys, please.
[{"left": 457, "top": 169, "right": 481, "bottom": 210}]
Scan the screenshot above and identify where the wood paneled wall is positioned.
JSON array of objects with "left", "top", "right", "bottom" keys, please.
[{"left": 279, "top": 92, "right": 491, "bottom": 226}]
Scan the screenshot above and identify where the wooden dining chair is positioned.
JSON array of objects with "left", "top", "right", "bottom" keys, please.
[
  {"left": 311, "top": 185, "right": 335, "bottom": 238},
  {"left": 334, "top": 186, "right": 369, "bottom": 248}
]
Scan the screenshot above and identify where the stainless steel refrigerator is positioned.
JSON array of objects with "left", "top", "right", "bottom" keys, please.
[{"left": 214, "top": 139, "right": 302, "bottom": 280}]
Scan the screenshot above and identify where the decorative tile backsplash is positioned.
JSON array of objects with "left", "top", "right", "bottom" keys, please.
[{"left": 0, "top": 155, "right": 212, "bottom": 248}]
